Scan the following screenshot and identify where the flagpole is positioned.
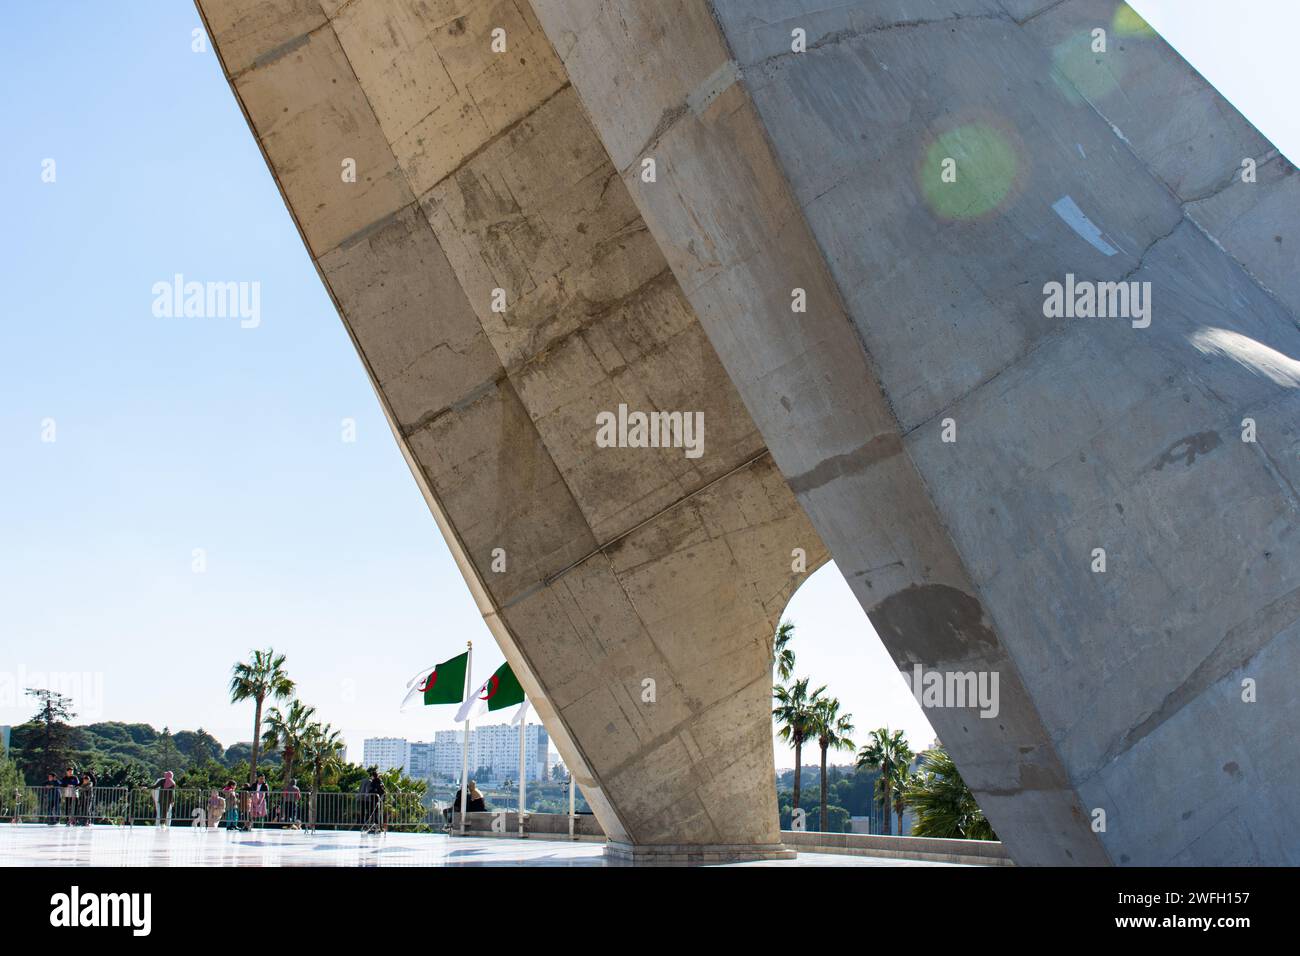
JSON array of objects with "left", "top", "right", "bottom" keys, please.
[
  {"left": 459, "top": 641, "right": 471, "bottom": 837},
  {"left": 517, "top": 708, "right": 526, "bottom": 838},
  {"left": 568, "top": 766, "right": 576, "bottom": 840}
]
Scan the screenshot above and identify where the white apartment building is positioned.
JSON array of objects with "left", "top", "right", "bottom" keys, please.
[
  {"left": 431, "top": 724, "right": 550, "bottom": 784},
  {"left": 361, "top": 737, "right": 409, "bottom": 775},
  {"left": 475, "top": 723, "right": 549, "bottom": 784}
]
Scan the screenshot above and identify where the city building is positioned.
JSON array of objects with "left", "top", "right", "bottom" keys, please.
[
  {"left": 361, "top": 737, "right": 409, "bottom": 775},
  {"left": 362, "top": 726, "right": 550, "bottom": 784},
  {"left": 432, "top": 730, "right": 463, "bottom": 783},
  {"left": 474, "top": 722, "right": 549, "bottom": 785},
  {"left": 431, "top": 724, "right": 549, "bottom": 785},
  {"left": 407, "top": 741, "right": 436, "bottom": 780}
]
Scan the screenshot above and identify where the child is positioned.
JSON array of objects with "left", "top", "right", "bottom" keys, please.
[
  {"left": 221, "top": 780, "right": 239, "bottom": 830},
  {"left": 207, "top": 790, "right": 224, "bottom": 829}
]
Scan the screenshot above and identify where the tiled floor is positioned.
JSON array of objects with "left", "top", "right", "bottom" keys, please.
[{"left": 0, "top": 824, "right": 964, "bottom": 867}]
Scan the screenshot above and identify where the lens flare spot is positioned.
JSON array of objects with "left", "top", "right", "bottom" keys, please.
[
  {"left": 1050, "top": 31, "right": 1126, "bottom": 104},
  {"left": 920, "top": 123, "right": 1019, "bottom": 221},
  {"left": 1113, "top": 4, "right": 1156, "bottom": 38}
]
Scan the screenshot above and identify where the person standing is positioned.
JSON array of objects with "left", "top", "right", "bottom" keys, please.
[
  {"left": 220, "top": 780, "right": 239, "bottom": 830},
  {"left": 42, "top": 772, "right": 60, "bottom": 824},
  {"left": 58, "top": 768, "right": 79, "bottom": 825},
  {"left": 75, "top": 773, "right": 94, "bottom": 826},
  {"left": 152, "top": 771, "right": 178, "bottom": 826},
  {"left": 364, "top": 769, "right": 385, "bottom": 833},
  {"left": 249, "top": 773, "right": 270, "bottom": 829}
]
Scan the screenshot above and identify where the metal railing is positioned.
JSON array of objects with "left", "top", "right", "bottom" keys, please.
[{"left": 1, "top": 786, "right": 444, "bottom": 832}]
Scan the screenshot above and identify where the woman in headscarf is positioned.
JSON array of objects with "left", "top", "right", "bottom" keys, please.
[{"left": 152, "top": 770, "right": 177, "bottom": 826}]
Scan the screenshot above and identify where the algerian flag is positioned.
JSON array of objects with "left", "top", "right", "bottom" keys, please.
[
  {"left": 455, "top": 661, "right": 526, "bottom": 722},
  {"left": 399, "top": 652, "right": 469, "bottom": 710}
]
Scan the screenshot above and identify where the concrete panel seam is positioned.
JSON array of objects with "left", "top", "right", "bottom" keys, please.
[
  {"left": 1006, "top": 0, "right": 1068, "bottom": 26},
  {"left": 747, "top": 10, "right": 1012, "bottom": 72},
  {"left": 499, "top": 446, "right": 773, "bottom": 610}
]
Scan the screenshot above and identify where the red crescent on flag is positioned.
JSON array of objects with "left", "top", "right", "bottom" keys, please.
[
  {"left": 418, "top": 671, "right": 437, "bottom": 692},
  {"left": 480, "top": 675, "right": 500, "bottom": 701}
]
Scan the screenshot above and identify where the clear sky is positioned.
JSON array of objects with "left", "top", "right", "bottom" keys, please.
[{"left": 2, "top": 1, "right": 1294, "bottom": 771}]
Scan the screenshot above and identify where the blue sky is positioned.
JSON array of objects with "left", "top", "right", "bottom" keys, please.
[{"left": 1, "top": 1, "right": 1294, "bottom": 770}]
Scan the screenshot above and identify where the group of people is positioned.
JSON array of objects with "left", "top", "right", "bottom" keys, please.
[
  {"left": 21, "top": 767, "right": 481, "bottom": 832},
  {"left": 199, "top": 773, "right": 303, "bottom": 830},
  {"left": 355, "top": 770, "right": 488, "bottom": 832},
  {"left": 26, "top": 768, "right": 305, "bottom": 829},
  {"left": 197, "top": 774, "right": 292, "bottom": 830},
  {"left": 443, "top": 780, "right": 488, "bottom": 826},
  {"left": 39, "top": 768, "right": 98, "bottom": 825}
]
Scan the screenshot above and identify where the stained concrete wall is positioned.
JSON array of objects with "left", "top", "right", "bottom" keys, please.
[
  {"left": 531, "top": 0, "right": 1300, "bottom": 864},
  {"left": 197, "top": 0, "right": 829, "bottom": 855}
]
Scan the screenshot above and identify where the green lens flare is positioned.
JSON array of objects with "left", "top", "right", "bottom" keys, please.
[
  {"left": 920, "top": 124, "right": 1019, "bottom": 221},
  {"left": 1113, "top": 4, "right": 1156, "bottom": 38},
  {"left": 1050, "top": 31, "right": 1125, "bottom": 104}
]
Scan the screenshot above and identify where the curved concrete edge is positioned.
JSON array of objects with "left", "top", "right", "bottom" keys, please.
[
  {"left": 781, "top": 830, "right": 1014, "bottom": 866},
  {"left": 605, "top": 841, "right": 796, "bottom": 864}
]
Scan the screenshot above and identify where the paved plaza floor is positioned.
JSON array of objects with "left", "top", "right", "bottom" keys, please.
[{"left": 0, "top": 824, "right": 965, "bottom": 867}]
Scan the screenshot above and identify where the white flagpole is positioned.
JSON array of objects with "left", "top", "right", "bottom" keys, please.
[
  {"left": 568, "top": 767, "right": 576, "bottom": 840},
  {"left": 459, "top": 641, "right": 471, "bottom": 837},
  {"left": 517, "top": 709, "right": 526, "bottom": 838}
]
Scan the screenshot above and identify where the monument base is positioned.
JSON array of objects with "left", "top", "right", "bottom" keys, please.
[{"left": 604, "top": 841, "right": 796, "bottom": 865}]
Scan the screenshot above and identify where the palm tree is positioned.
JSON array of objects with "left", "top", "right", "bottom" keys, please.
[
  {"left": 773, "top": 677, "right": 825, "bottom": 818},
  {"left": 895, "top": 768, "right": 918, "bottom": 835},
  {"left": 773, "top": 619, "right": 797, "bottom": 682},
  {"left": 228, "top": 648, "right": 294, "bottom": 786},
  {"left": 856, "top": 727, "right": 913, "bottom": 835},
  {"left": 301, "top": 722, "right": 345, "bottom": 830},
  {"left": 378, "top": 766, "right": 427, "bottom": 831},
  {"left": 811, "top": 697, "right": 855, "bottom": 832},
  {"left": 905, "top": 747, "right": 996, "bottom": 840},
  {"left": 260, "top": 698, "right": 316, "bottom": 793}
]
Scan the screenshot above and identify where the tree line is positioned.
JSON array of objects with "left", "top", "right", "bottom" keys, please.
[
  {"left": 770, "top": 619, "right": 995, "bottom": 840},
  {"left": 4, "top": 649, "right": 423, "bottom": 802}
]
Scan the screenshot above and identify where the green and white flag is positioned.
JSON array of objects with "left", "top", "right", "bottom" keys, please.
[
  {"left": 400, "top": 652, "right": 469, "bottom": 710},
  {"left": 455, "top": 661, "right": 526, "bottom": 722}
]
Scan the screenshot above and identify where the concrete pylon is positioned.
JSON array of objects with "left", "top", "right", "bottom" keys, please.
[
  {"left": 197, "top": 0, "right": 827, "bottom": 862},
  {"left": 199, "top": 0, "right": 1300, "bottom": 865},
  {"left": 527, "top": 0, "right": 1300, "bottom": 864}
]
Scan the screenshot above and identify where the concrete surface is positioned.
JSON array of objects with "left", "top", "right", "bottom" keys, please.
[
  {"left": 198, "top": 0, "right": 1300, "bottom": 865},
  {"left": 0, "top": 823, "right": 968, "bottom": 867},
  {"left": 531, "top": 0, "right": 1300, "bottom": 865},
  {"left": 781, "top": 829, "right": 1014, "bottom": 866},
  {"left": 449, "top": 811, "right": 606, "bottom": 840},
  {"left": 197, "top": 0, "right": 829, "bottom": 860}
]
